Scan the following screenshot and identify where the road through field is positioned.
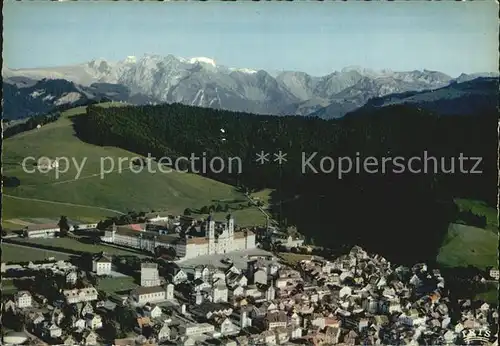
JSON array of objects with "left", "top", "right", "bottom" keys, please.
[{"left": 3, "top": 194, "right": 125, "bottom": 215}]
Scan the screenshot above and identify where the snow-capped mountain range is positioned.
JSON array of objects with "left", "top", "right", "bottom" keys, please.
[{"left": 3, "top": 54, "right": 498, "bottom": 120}]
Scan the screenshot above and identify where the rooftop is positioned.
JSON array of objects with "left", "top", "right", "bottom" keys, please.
[
  {"left": 113, "top": 226, "right": 180, "bottom": 244},
  {"left": 25, "top": 223, "right": 59, "bottom": 231},
  {"left": 133, "top": 286, "right": 166, "bottom": 295},
  {"left": 145, "top": 211, "right": 170, "bottom": 219}
]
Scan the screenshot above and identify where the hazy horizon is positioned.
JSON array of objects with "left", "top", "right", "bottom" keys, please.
[{"left": 4, "top": 1, "right": 499, "bottom": 77}]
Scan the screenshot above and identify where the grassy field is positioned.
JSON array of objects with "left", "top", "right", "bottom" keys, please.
[
  {"left": 437, "top": 223, "right": 498, "bottom": 269},
  {"left": 277, "top": 252, "right": 312, "bottom": 266},
  {"left": 2, "top": 105, "right": 265, "bottom": 228},
  {"left": 2, "top": 280, "right": 18, "bottom": 294},
  {"left": 475, "top": 284, "right": 499, "bottom": 305},
  {"left": 250, "top": 189, "right": 274, "bottom": 205},
  {"left": 454, "top": 198, "right": 498, "bottom": 232},
  {"left": 97, "top": 276, "right": 138, "bottom": 294},
  {"left": 15, "top": 237, "right": 150, "bottom": 257},
  {"left": 2, "top": 243, "right": 70, "bottom": 262},
  {"left": 2, "top": 196, "right": 117, "bottom": 230}
]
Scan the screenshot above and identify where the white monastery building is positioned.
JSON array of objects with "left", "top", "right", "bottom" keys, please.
[{"left": 101, "top": 214, "right": 256, "bottom": 259}]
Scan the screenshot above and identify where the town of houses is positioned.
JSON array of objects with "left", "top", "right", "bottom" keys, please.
[
  {"left": 2, "top": 212, "right": 498, "bottom": 345},
  {"left": 2, "top": 237, "right": 498, "bottom": 346}
]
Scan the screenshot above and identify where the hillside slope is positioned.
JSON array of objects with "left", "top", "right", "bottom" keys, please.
[
  {"left": 2, "top": 105, "right": 263, "bottom": 227},
  {"left": 350, "top": 77, "right": 499, "bottom": 117}
]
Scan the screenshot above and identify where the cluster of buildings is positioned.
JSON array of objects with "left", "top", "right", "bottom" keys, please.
[
  {"left": 101, "top": 214, "right": 256, "bottom": 260},
  {"left": 7, "top": 244, "right": 497, "bottom": 345},
  {"left": 131, "top": 262, "right": 175, "bottom": 305},
  {"left": 293, "top": 247, "right": 498, "bottom": 345},
  {"left": 3, "top": 208, "right": 499, "bottom": 346}
]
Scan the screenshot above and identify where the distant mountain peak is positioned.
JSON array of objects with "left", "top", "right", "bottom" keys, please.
[
  {"left": 229, "top": 67, "right": 258, "bottom": 74},
  {"left": 124, "top": 56, "right": 137, "bottom": 64},
  {"left": 186, "top": 57, "right": 217, "bottom": 67},
  {"left": 5, "top": 53, "right": 496, "bottom": 120}
]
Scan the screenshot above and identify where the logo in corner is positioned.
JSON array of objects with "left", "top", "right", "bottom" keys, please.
[{"left": 460, "top": 327, "right": 493, "bottom": 345}]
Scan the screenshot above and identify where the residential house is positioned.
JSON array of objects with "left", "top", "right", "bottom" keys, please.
[
  {"left": 145, "top": 211, "right": 170, "bottom": 224},
  {"left": 171, "top": 268, "right": 188, "bottom": 285},
  {"left": 179, "top": 336, "right": 197, "bottom": 346},
  {"left": 3, "top": 300, "right": 16, "bottom": 313},
  {"left": 50, "top": 308, "right": 65, "bottom": 326},
  {"left": 63, "top": 287, "right": 98, "bottom": 304},
  {"left": 163, "top": 262, "right": 188, "bottom": 284},
  {"left": 63, "top": 335, "right": 76, "bottom": 346},
  {"left": 44, "top": 322, "right": 62, "bottom": 339},
  {"left": 232, "top": 285, "right": 245, "bottom": 298},
  {"left": 254, "top": 268, "right": 268, "bottom": 285},
  {"left": 262, "top": 330, "right": 276, "bottom": 345},
  {"left": 181, "top": 323, "right": 215, "bottom": 337},
  {"left": 156, "top": 323, "right": 171, "bottom": 342},
  {"left": 214, "top": 317, "right": 240, "bottom": 336},
  {"left": 275, "top": 327, "right": 289, "bottom": 344},
  {"left": 194, "top": 278, "right": 212, "bottom": 292},
  {"left": 86, "top": 313, "right": 103, "bottom": 330},
  {"left": 28, "top": 311, "right": 45, "bottom": 325},
  {"left": 66, "top": 271, "right": 78, "bottom": 285},
  {"left": 73, "top": 317, "right": 87, "bottom": 330},
  {"left": 235, "top": 336, "right": 249, "bottom": 346},
  {"left": 489, "top": 269, "right": 499, "bottom": 280},
  {"left": 166, "top": 283, "right": 175, "bottom": 300},
  {"left": 288, "top": 312, "right": 301, "bottom": 326},
  {"left": 83, "top": 330, "right": 98, "bottom": 345},
  {"left": 265, "top": 311, "right": 288, "bottom": 330},
  {"left": 325, "top": 326, "right": 341, "bottom": 344},
  {"left": 143, "top": 304, "right": 163, "bottom": 319},
  {"left": 343, "top": 330, "right": 359, "bottom": 345},
  {"left": 227, "top": 272, "right": 248, "bottom": 289},
  {"left": 288, "top": 325, "right": 302, "bottom": 340},
  {"left": 92, "top": 253, "right": 112, "bottom": 276},
  {"left": 212, "top": 282, "right": 229, "bottom": 303},
  {"left": 14, "top": 291, "right": 32, "bottom": 309},
  {"left": 80, "top": 302, "right": 94, "bottom": 317},
  {"left": 136, "top": 316, "right": 152, "bottom": 332}
]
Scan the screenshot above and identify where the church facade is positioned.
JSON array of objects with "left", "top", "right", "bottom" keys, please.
[{"left": 183, "top": 215, "right": 256, "bottom": 259}]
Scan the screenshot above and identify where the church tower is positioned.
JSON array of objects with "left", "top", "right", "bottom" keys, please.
[
  {"left": 111, "top": 222, "right": 117, "bottom": 242},
  {"left": 207, "top": 215, "right": 216, "bottom": 254},
  {"left": 227, "top": 213, "right": 234, "bottom": 240}
]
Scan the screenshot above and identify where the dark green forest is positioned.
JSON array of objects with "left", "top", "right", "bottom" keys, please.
[
  {"left": 74, "top": 101, "right": 498, "bottom": 266},
  {"left": 3, "top": 112, "right": 61, "bottom": 139}
]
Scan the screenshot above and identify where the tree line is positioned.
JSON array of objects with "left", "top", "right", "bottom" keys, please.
[{"left": 3, "top": 112, "right": 61, "bottom": 139}]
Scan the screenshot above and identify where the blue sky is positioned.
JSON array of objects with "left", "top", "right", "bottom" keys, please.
[{"left": 3, "top": 1, "right": 498, "bottom": 77}]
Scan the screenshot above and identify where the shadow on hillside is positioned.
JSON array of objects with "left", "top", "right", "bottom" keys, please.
[
  {"left": 267, "top": 176, "right": 456, "bottom": 268},
  {"left": 69, "top": 113, "right": 93, "bottom": 144},
  {"left": 76, "top": 236, "right": 100, "bottom": 245},
  {"left": 2, "top": 176, "right": 21, "bottom": 188}
]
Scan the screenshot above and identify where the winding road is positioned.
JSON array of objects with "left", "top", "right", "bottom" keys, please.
[{"left": 3, "top": 194, "right": 125, "bottom": 215}]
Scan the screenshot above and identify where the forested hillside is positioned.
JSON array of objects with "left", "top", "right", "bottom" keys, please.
[{"left": 75, "top": 102, "right": 497, "bottom": 266}]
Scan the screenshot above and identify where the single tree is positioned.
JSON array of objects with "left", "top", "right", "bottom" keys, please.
[
  {"left": 165, "top": 247, "right": 177, "bottom": 259},
  {"left": 58, "top": 216, "right": 70, "bottom": 237}
]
